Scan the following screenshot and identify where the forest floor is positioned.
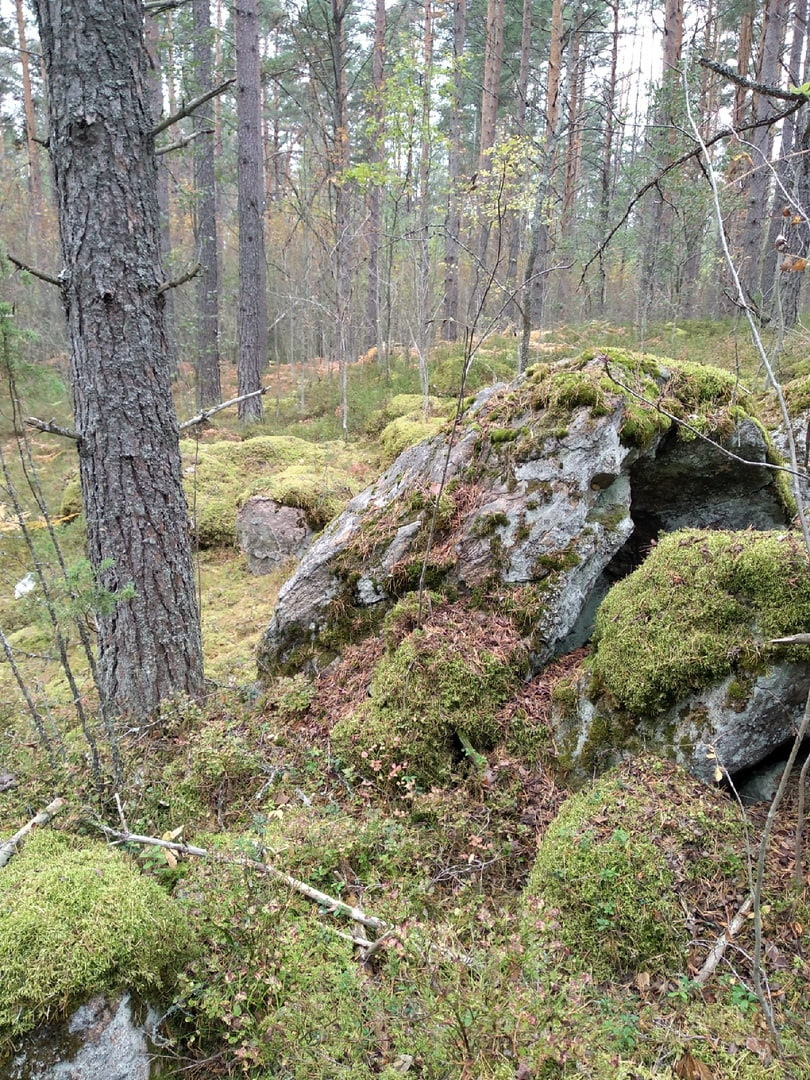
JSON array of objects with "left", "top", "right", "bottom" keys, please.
[{"left": 1, "top": 319, "right": 810, "bottom": 1079}]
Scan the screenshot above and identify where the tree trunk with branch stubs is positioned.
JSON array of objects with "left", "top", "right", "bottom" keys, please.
[
  {"left": 32, "top": 0, "right": 205, "bottom": 719},
  {"left": 235, "top": 0, "right": 268, "bottom": 423}
]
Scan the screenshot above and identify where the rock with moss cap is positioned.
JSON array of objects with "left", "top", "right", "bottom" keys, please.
[
  {"left": 258, "top": 352, "right": 788, "bottom": 678},
  {"left": 553, "top": 528, "right": 810, "bottom": 781}
]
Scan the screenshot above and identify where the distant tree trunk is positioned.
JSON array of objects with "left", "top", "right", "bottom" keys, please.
[
  {"left": 365, "top": 0, "right": 386, "bottom": 354},
  {"left": 144, "top": 14, "right": 176, "bottom": 374},
  {"left": 32, "top": 0, "right": 205, "bottom": 718},
  {"left": 474, "top": 0, "right": 504, "bottom": 306},
  {"left": 504, "top": 0, "right": 533, "bottom": 321},
  {"left": 235, "top": 0, "right": 267, "bottom": 423},
  {"left": 781, "top": 106, "right": 810, "bottom": 327},
  {"left": 738, "top": 0, "right": 789, "bottom": 303},
  {"left": 442, "top": 0, "right": 466, "bottom": 341},
  {"left": 14, "top": 0, "right": 43, "bottom": 230},
  {"left": 193, "top": 0, "right": 221, "bottom": 407},
  {"left": 597, "top": 0, "right": 620, "bottom": 311},
  {"left": 329, "top": 0, "right": 353, "bottom": 436},
  {"left": 520, "top": 0, "right": 563, "bottom": 370}
]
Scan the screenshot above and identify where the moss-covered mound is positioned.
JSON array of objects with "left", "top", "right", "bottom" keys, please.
[
  {"left": 379, "top": 413, "right": 447, "bottom": 463},
  {"left": 0, "top": 831, "right": 191, "bottom": 1041},
  {"left": 590, "top": 528, "right": 810, "bottom": 716},
  {"left": 521, "top": 757, "right": 745, "bottom": 980},
  {"left": 331, "top": 598, "right": 528, "bottom": 790},
  {"left": 182, "top": 435, "right": 363, "bottom": 546}
]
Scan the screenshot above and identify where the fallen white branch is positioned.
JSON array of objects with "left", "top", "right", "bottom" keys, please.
[
  {"left": 0, "top": 797, "right": 67, "bottom": 869},
  {"left": 98, "top": 825, "right": 388, "bottom": 933},
  {"left": 693, "top": 894, "right": 753, "bottom": 986}
]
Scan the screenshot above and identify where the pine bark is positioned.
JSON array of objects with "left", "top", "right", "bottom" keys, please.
[
  {"left": 441, "top": 0, "right": 466, "bottom": 341},
  {"left": 193, "top": 0, "right": 221, "bottom": 407},
  {"left": 236, "top": 0, "right": 268, "bottom": 423},
  {"left": 32, "top": 0, "right": 205, "bottom": 718}
]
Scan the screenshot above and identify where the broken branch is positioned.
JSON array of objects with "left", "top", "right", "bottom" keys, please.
[
  {"left": 97, "top": 824, "right": 388, "bottom": 933},
  {"left": 156, "top": 128, "right": 214, "bottom": 156},
  {"left": 693, "top": 893, "right": 753, "bottom": 986},
  {"left": 0, "top": 798, "right": 66, "bottom": 869},
  {"left": 24, "top": 416, "right": 79, "bottom": 441},
  {"left": 152, "top": 80, "right": 235, "bottom": 136},
  {"left": 7, "top": 253, "right": 62, "bottom": 288},
  {"left": 158, "top": 262, "right": 201, "bottom": 295},
  {"left": 179, "top": 386, "right": 268, "bottom": 431}
]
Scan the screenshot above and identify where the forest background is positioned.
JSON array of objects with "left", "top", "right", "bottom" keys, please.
[{"left": 2, "top": 0, "right": 808, "bottom": 419}]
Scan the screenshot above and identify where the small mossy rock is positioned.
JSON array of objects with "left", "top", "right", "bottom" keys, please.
[
  {"left": 331, "top": 601, "right": 527, "bottom": 790},
  {"left": 0, "top": 832, "right": 190, "bottom": 1042},
  {"left": 556, "top": 529, "right": 810, "bottom": 781},
  {"left": 258, "top": 352, "right": 786, "bottom": 677},
  {"left": 521, "top": 757, "right": 745, "bottom": 980},
  {"left": 182, "top": 435, "right": 361, "bottom": 546},
  {"left": 236, "top": 496, "right": 312, "bottom": 575}
]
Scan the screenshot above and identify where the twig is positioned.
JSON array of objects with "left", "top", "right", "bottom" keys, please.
[
  {"left": 6, "top": 253, "right": 62, "bottom": 288},
  {"left": 156, "top": 128, "right": 214, "bottom": 156},
  {"left": 0, "top": 798, "right": 66, "bottom": 869},
  {"left": 795, "top": 751, "right": 810, "bottom": 889},
  {"left": 24, "top": 416, "right": 79, "bottom": 440},
  {"left": 178, "top": 386, "right": 268, "bottom": 431},
  {"left": 97, "top": 824, "right": 388, "bottom": 932},
  {"left": 693, "top": 894, "right": 753, "bottom": 986},
  {"left": 152, "top": 80, "right": 235, "bottom": 136},
  {"left": 158, "top": 263, "right": 201, "bottom": 295},
  {"left": 770, "top": 633, "right": 810, "bottom": 645}
]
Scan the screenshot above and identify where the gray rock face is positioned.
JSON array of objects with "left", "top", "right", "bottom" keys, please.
[
  {"left": 8, "top": 994, "right": 158, "bottom": 1080},
  {"left": 257, "top": 359, "right": 788, "bottom": 679},
  {"left": 237, "top": 496, "right": 312, "bottom": 575},
  {"left": 554, "top": 664, "right": 809, "bottom": 784}
]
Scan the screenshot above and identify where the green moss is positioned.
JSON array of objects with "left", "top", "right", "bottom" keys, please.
[
  {"left": 58, "top": 476, "right": 82, "bottom": 522},
  {"left": 490, "top": 426, "right": 521, "bottom": 444},
  {"left": 472, "top": 510, "right": 510, "bottom": 537},
  {"left": 378, "top": 414, "right": 446, "bottom": 463},
  {"left": 183, "top": 435, "right": 362, "bottom": 545},
  {"left": 591, "top": 528, "right": 810, "bottom": 716},
  {"left": 331, "top": 604, "right": 527, "bottom": 790},
  {"left": 521, "top": 758, "right": 744, "bottom": 979},
  {"left": 0, "top": 831, "right": 190, "bottom": 1040}
]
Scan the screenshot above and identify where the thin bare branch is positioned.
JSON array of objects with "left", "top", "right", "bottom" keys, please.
[
  {"left": 0, "top": 799, "right": 66, "bottom": 869},
  {"left": 156, "top": 128, "right": 214, "bottom": 156},
  {"left": 97, "top": 824, "right": 389, "bottom": 932},
  {"left": 152, "top": 79, "right": 235, "bottom": 137},
  {"left": 178, "top": 387, "right": 268, "bottom": 431},
  {"left": 6, "top": 253, "right": 62, "bottom": 288},
  {"left": 693, "top": 894, "right": 754, "bottom": 986},
  {"left": 24, "top": 416, "right": 79, "bottom": 441},
  {"left": 157, "top": 263, "right": 201, "bottom": 294}
]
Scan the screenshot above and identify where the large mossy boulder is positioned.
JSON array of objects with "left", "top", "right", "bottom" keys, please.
[
  {"left": 258, "top": 351, "right": 787, "bottom": 678},
  {"left": 0, "top": 831, "right": 190, "bottom": 1044},
  {"left": 521, "top": 757, "right": 745, "bottom": 980},
  {"left": 181, "top": 435, "right": 362, "bottom": 547},
  {"left": 553, "top": 528, "right": 810, "bottom": 780}
]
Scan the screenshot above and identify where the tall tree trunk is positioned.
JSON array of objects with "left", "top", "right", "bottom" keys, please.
[
  {"left": 330, "top": 0, "right": 352, "bottom": 437},
  {"left": 144, "top": 14, "right": 176, "bottom": 374},
  {"left": 441, "top": 0, "right": 466, "bottom": 341},
  {"left": 520, "top": 0, "right": 563, "bottom": 370},
  {"left": 14, "top": 0, "right": 43, "bottom": 231},
  {"left": 475, "top": 0, "right": 504, "bottom": 306},
  {"left": 236, "top": 0, "right": 268, "bottom": 422},
  {"left": 597, "top": 0, "right": 620, "bottom": 311},
  {"left": 781, "top": 105, "right": 810, "bottom": 327},
  {"left": 365, "top": 0, "right": 386, "bottom": 355},
  {"left": 738, "top": 0, "right": 789, "bottom": 303},
  {"left": 504, "top": 0, "right": 533, "bottom": 321},
  {"left": 32, "top": 0, "right": 204, "bottom": 718},
  {"left": 193, "top": 0, "right": 221, "bottom": 407}
]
